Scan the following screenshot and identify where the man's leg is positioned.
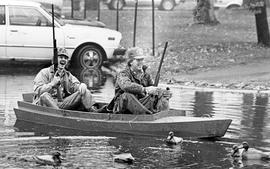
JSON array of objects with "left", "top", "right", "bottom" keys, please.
[
  {"left": 39, "top": 92, "right": 58, "bottom": 109},
  {"left": 58, "top": 91, "right": 81, "bottom": 110},
  {"left": 114, "top": 93, "right": 153, "bottom": 114},
  {"left": 59, "top": 90, "right": 94, "bottom": 110},
  {"left": 81, "top": 89, "right": 95, "bottom": 110}
]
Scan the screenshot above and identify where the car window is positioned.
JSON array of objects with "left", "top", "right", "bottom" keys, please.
[
  {"left": 9, "top": 6, "right": 50, "bottom": 26},
  {"left": 0, "top": 6, "right": 5, "bottom": 25}
]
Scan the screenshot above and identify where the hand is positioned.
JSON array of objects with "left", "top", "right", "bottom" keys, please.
[
  {"left": 50, "top": 75, "right": 61, "bottom": 87},
  {"left": 145, "top": 86, "right": 158, "bottom": 95},
  {"left": 79, "top": 83, "right": 88, "bottom": 95},
  {"left": 163, "top": 88, "right": 172, "bottom": 99}
]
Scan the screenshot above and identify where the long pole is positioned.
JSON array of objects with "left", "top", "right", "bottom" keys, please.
[
  {"left": 84, "top": 0, "right": 87, "bottom": 19},
  {"left": 133, "top": 0, "right": 138, "bottom": 47},
  {"left": 97, "top": 0, "right": 100, "bottom": 21},
  {"left": 116, "top": 0, "right": 119, "bottom": 31},
  {"left": 152, "top": 0, "right": 155, "bottom": 56},
  {"left": 71, "top": 0, "right": 74, "bottom": 18}
]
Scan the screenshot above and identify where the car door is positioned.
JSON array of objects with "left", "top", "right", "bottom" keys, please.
[
  {"left": 6, "top": 5, "right": 61, "bottom": 60},
  {"left": 0, "top": 5, "right": 6, "bottom": 59}
]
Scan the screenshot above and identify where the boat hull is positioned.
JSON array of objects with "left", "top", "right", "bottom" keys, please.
[{"left": 14, "top": 100, "right": 232, "bottom": 138}]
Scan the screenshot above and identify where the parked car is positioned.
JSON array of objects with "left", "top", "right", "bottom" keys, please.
[
  {"left": 103, "top": 0, "right": 182, "bottom": 11},
  {"left": 214, "top": 0, "right": 243, "bottom": 9},
  {"left": 0, "top": 0, "right": 123, "bottom": 68},
  {"left": 39, "top": 1, "right": 106, "bottom": 28}
]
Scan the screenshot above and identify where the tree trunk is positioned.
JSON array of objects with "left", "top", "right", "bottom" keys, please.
[
  {"left": 193, "top": 0, "right": 219, "bottom": 25},
  {"left": 255, "top": 1, "right": 270, "bottom": 46}
]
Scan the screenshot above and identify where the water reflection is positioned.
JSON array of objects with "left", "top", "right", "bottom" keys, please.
[
  {"left": 71, "top": 67, "right": 107, "bottom": 91},
  {"left": 193, "top": 91, "right": 214, "bottom": 117}
]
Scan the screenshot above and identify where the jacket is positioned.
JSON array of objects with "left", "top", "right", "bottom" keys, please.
[{"left": 33, "top": 65, "right": 80, "bottom": 103}]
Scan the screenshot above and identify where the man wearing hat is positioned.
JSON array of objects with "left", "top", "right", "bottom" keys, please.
[
  {"left": 33, "top": 48, "right": 94, "bottom": 110},
  {"left": 101, "top": 47, "right": 159, "bottom": 114}
]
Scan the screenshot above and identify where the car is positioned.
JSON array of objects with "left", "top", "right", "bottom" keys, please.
[
  {"left": 214, "top": 0, "right": 243, "bottom": 9},
  {"left": 39, "top": 1, "right": 106, "bottom": 28},
  {"left": 0, "top": 0, "right": 123, "bottom": 68},
  {"left": 103, "top": 0, "right": 182, "bottom": 11}
]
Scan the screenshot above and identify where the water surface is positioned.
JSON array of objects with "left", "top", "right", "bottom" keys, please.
[{"left": 1, "top": 66, "right": 270, "bottom": 168}]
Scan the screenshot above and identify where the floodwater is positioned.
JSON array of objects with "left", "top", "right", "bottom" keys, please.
[{"left": 1, "top": 65, "right": 270, "bottom": 169}]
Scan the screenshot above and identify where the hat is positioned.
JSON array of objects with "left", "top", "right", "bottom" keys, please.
[
  {"left": 126, "top": 47, "right": 146, "bottom": 60},
  {"left": 57, "top": 47, "right": 69, "bottom": 59}
]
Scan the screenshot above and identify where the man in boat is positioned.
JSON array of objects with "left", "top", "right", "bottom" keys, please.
[
  {"left": 98, "top": 47, "right": 171, "bottom": 114},
  {"left": 33, "top": 48, "right": 94, "bottom": 111}
]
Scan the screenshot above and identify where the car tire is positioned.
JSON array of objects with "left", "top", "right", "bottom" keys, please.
[
  {"left": 77, "top": 45, "right": 104, "bottom": 69},
  {"left": 159, "top": 0, "right": 175, "bottom": 11},
  {"left": 109, "top": 0, "right": 124, "bottom": 10}
]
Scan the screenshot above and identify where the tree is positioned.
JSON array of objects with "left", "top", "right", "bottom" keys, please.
[
  {"left": 193, "top": 0, "right": 220, "bottom": 25},
  {"left": 246, "top": 0, "right": 270, "bottom": 46}
]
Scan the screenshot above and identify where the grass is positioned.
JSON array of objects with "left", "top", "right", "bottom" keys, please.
[{"left": 82, "top": 6, "right": 270, "bottom": 81}]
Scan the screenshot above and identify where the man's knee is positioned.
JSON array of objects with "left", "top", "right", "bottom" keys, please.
[
  {"left": 40, "top": 92, "right": 51, "bottom": 102},
  {"left": 121, "top": 93, "right": 136, "bottom": 100}
]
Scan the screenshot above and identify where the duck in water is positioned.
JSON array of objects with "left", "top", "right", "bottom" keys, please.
[
  {"left": 165, "top": 131, "right": 183, "bottom": 145},
  {"left": 113, "top": 153, "right": 135, "bottom": 164},
  {"left": 32, "top": 152, "right": 63, "bottom": 166},
  {"left": 231, "top": 142, "right": 270, "bottom": 160}
]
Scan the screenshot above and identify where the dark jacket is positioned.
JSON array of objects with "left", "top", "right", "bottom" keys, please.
[
  {"left": 115, "top": 66, "right": 153, "bottom": 99},
  {"left": 106, "top": 66, "right": 153, "bottom": 111}
]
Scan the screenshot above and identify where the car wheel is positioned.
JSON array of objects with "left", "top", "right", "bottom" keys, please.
[
  {"left": 159, "top": 0, "right": 175, "bottom": 11},
  {"left": 109, "top": 0, "right": 124, "bottom": 10},
  {"left": 78, "top": 45, "right": 104, "bottom": 68}
]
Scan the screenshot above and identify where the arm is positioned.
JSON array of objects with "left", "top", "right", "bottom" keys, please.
[
  {"left": 33, "top": 69, "right": 56, "bottom": 96},
  {"left": 116, "top": 72, "right": 146, "bottom": 95},
  {"left": 67, "top": 73, "right": 81, "bottom": 93}
]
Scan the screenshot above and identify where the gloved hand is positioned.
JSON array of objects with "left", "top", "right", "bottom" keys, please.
[
  {"left": 79, "top": 83, "right": 88, "bottom": 95},
  {"left": 145, "top": 86, "right": 159, "bottom": 95},
  {"left": 50, "top": 75, "right": 61, "bottom": 88}
]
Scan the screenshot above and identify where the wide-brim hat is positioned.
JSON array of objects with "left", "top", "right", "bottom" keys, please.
[{"left": 126, "top": 47, "right": 146, "bottom": 60}]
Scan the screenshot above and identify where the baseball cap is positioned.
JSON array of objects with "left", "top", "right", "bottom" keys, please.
[{"left": 57, "top": 47, "right": 69, "bottom": 59}]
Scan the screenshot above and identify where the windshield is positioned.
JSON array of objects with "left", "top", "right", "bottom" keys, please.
[{"left": 40, "top": 4, "right": 65, "bottom": 26}]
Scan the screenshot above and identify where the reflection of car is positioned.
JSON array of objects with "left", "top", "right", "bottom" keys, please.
[
  {"left": 104, "top": 0, "right": 182, "bottom": 11},
  {"left": 214, "top": 0, "right": 243, "bottom": 9},
  {"left": 70, "top": 67, "right": 106, "bottom": 91},
  {"left": 0, "top": 0, "right": 123, "bottom": 68}
]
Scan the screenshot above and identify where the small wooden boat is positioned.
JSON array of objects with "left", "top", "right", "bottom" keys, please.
[{"left": 14, "top": 93, "right": 232, "bottom": 138}]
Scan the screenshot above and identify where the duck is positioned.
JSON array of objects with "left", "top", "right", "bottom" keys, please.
[
  {"left": 32, "top": 152, "right": 63, "bottom": 166},
  {"left": 113, "top": 153, "right": 135, "bottom": 164},
  {"left": 231, "top": 142, "right": 270, "bottom": 160},
  {"left": 165, "top": 131, "right": 183, "bottom": 145}
]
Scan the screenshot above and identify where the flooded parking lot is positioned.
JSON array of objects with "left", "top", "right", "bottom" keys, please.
[{"left": 1, "top": 66, "right": 270, "bottom": 168}]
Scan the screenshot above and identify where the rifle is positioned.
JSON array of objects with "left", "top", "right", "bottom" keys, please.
[
  {"left": 154, "top": 42, "right": 168, "bottom": 86},
  {"left": 52, "top": 4, "right": 58, "bottom": 73},
  {"left": 51, "top": 4, "right": 62, "bottom": 101}
]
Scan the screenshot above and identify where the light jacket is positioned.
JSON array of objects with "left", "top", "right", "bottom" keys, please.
[{"left": 33, "top": 65, "right": 80, "bottom": 103}]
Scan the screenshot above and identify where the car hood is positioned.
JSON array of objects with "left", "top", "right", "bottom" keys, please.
[
  {"left": 62, "top": 24, "right": 122, "bottom": 44},
  {"left": 63, "top": 19, "right": 106, "bottom": 28}
]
